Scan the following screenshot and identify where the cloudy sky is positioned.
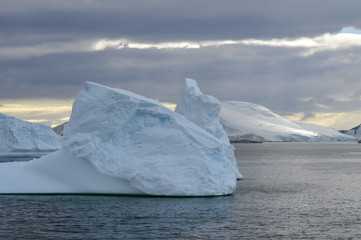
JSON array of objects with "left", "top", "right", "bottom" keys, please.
[{"left": 1, "top": 0, "right": 361, "bottom": 129}]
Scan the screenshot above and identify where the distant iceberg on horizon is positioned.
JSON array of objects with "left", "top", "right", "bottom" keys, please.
[
  {"left": 220, "top": 101, "right": 356, "bottom": 142},
  {"left": 0, "top": 80, "right": 239, "bottom": 196}
]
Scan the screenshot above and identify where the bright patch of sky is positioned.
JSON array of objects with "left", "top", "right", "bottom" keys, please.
[
  {"left": 285, "top": 111, "right": 361, "bottom": 131},
  {"left": 0, "top": 99, "right": 72, "bottom": 127},
  {"left": 341, "top": 26, "right": 361, "bottom": 34}
]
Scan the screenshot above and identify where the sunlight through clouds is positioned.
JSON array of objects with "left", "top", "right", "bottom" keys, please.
[
  {"left": 3, "top": 27, "right": 361, "bottom": 60},
  {"left": 284, "top": 111, "right": 361, "bottom": 131},
  {"left": 240, "top": 30, "right": 361, "bottom": 56},
  {"left": 0, "top": 99, "right": 73, "bottom": 127}
]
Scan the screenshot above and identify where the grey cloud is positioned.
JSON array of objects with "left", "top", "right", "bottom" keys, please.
[
  {"left": 301, "top": 113, "right": 316, "bottom": 121},
  {"left": 2, "top": 41, "right": 361, "bottom": 113},
  {"left": 2, "top": 0, "right": 361, "bottom": 44}
]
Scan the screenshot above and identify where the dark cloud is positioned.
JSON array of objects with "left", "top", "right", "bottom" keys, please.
[
  {"left": 301, "top": 113, "right": 316, "bottom": 121},
  {"left": 1, "top": 0, "right": 361, "bottom": 43}
]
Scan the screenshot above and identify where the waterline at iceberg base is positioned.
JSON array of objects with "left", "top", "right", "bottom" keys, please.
[{"left": 0, "top": 81, "right": 240, "bottom": 196}]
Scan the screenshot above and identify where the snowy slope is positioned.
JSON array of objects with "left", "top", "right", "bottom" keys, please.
[
  {"left": 175, "top": 78, "right": 242, "bottom": 179},
  {"left": 341, "top": 124, "right": 361, "bottom": 138},
  {"left": 220, "top": 101, "right": 356, "bottom": 142},
  {"left": 0, "top": 82, "right": 237, "bottom": 196},
  {"left": 297, "top": 122, "right": 356, "bottom": 141},
  {"left": 0, "top": 113, "right": 61, "bottom": 153}
]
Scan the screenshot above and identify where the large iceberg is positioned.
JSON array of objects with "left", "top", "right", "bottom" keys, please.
[
  {"left": 220, "top": 101, "right": 356, "bottom": 142},
  {"left": 0, "top": 82, "right": 237, "bottom": 196},
  {"left": 175, "top": 78, "right": 242, "bottom": 179},
  {"left": 0, "top": 113, "right": 61, "bottom": 154}
]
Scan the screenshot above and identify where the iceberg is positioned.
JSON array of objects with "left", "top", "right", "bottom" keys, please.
[
  {"left": 0, "top": 82, "right": 237, "bottom": 196},
  {"left": 0, "top": 113, "right": 61, "bottom": 154},
  {"left": 220, "top": 101, "right": 356, "bottom": 142},
  {"left": 175, "top": 78, "right": 242, "bottom": 179}
]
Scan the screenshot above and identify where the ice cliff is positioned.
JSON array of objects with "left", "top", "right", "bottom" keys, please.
[
  {"left": 175, "top": 78, "right": 242, "bottom": 179},
  {"left": 0, "top": 82, "right": 238, "bottom": 196},
  {"left": 220, "top": 101, "right": 356, "bottom": 142},
  {"left": 0, "top": 113, "right": 61, "bottom": 153}
]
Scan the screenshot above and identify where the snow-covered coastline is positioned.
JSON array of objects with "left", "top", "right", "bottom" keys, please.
[{"left": 220, "top": 101, "right": 356, "bottom": 142}]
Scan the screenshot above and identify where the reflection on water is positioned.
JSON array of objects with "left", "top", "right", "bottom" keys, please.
[{"left": 1, "top": 142, "right": 361, "bottom": 239}]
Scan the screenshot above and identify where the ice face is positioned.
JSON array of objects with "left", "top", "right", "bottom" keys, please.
[
  {"left": 0, "top": 113, "right": 61, "bottom": 153},
  {"left": 61, "top": 82, "right": 237, "bottom": 196},
  {"left": 175, "top": 78, "right": 242, "bottom": 179}
]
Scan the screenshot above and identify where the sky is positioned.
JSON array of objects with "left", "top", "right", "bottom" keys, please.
[{"left": 1, "top": 0, "right": 361, "bottom": 130}]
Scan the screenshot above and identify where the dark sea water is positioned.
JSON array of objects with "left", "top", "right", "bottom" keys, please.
[{"left": 1, "top": 142, "right": 361, "bottom": 239}]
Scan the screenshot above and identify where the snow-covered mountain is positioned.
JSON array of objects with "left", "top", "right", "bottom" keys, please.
[
  {"left": 220, "top": 101, "right": 356, "bottom": 142},
  {"left": 296, "top": 122, "right": 356, "bottom": 142},
  {"left": 0, "top": 113, "right": 61, "bottom": 153},
  {"left": 340, "top": 124, "right": 361, "bottom": 139}
]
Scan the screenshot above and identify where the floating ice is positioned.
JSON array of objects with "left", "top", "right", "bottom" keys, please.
[
  {"left": 0, "top": 113, "right": 61, "bottom": 153},
  {"left": 175, "top": 78, "right": 242, "bottom": 179}
]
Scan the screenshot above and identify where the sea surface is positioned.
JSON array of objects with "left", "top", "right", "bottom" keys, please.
[{"left": 1, "top": 142, "right": 361, "bottom": 239}]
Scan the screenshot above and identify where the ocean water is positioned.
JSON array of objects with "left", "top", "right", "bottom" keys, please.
[{"left": 1, "top": 142, "right": 361, "bottom": 239}]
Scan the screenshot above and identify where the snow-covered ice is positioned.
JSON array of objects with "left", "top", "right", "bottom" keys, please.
[
  {"left": 220, "top": 101, "right": 356, "bottom": 142},
  {"left": 0, "top": 113, "right": 61, "bottom": 153},
  {"left": 175, "top": 78, "right": 242, "bottom": 179},
  {"left": 0, "top": 82, "right": 237, "bottom": 196},
  {"left": 0, "top": 149, "right": 142, "bottom": 194}
]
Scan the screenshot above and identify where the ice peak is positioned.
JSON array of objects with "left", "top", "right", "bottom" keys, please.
[
  {"left": 176, "top": 78, "right": 242, "bottom": 179},
  {"left": 184, "top": 78, "right": 202, "bottom": 95}
]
